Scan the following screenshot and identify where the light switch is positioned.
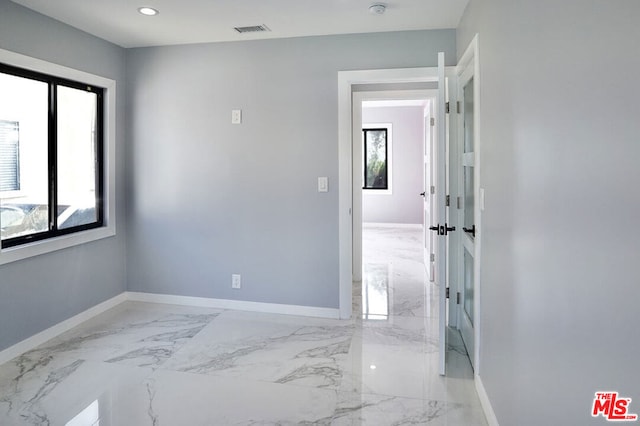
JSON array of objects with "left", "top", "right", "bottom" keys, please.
[
  {"left": 232, "top": 109, "right": 242, "bottom": 124},
  {"left": 318, "top": 177, "right": 328, "bottom": 192}
]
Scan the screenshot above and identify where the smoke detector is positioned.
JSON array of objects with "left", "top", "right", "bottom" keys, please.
[{"left": 369, "top": 4, "right": 386, "bottom": 15}]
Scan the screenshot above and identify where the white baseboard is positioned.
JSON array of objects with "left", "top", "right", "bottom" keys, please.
[
  {"left": 126, "top": 292, "right": 341, "bottom": 319},
  {"left": 0, "top": 292, "right": 127, "bottom": 366},
  {"left": 363, "top": 222, "right": 423, "bottom": 229},
  {"left": 476, "top": 374, "right": 499, "bottom": 426},
  {"left": 0, "top": 291, "right": 340, "bottom": 367}
]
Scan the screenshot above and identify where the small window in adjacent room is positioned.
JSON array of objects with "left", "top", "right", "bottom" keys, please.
[
  {"left": 362, "top": 123, "right": 392, "bottom": 192},
  {"left": 0, "top": 62, "right": 104, "bottom": 248}
]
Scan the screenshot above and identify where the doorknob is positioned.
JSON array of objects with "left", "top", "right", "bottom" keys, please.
[
  {"left": 429, "top": 224, "right": 455, "bottom": 236},
  {"left": 463, "top": 225, "right": 476, "bottom": 237}
]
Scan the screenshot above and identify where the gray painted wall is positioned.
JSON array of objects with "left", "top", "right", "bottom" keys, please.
[
  {"left": 0, "top": 0, "right": 127, "bottom": 352},
  {"left": 458, "top": 0, "right": 640, "bottom": 424},
  {"left": 362, "top": 106, "right": 424, "bottom": 224},
  {"left": 126, "top": 31, "right": 455, "bottom": 308}
]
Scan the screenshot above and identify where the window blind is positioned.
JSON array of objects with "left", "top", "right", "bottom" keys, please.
[{"left": 0, "top": 120, "right": 19, "bottom": 192}]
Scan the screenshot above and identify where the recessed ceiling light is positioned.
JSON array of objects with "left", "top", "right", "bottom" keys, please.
[{"left": 138, "top": 7, "right": 159, "bottom": 16}]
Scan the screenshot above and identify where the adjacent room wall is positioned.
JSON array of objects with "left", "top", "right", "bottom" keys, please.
[
  {"left": 457, "top": 1, "right": 640, "bottom": 424},
  {"left": 0, "top": 0, "right": 127, "bottom": 352},
  {"left": 362, "top": 105, "right": 424, "bottom": 225},
  {"left": 125, "top": 31, "right": 456, "bottom": 309}
]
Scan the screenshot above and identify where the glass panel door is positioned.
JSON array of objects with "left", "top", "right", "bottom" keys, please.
[{"left": 460, "top": 76, "right": 475, "bottom": 370}]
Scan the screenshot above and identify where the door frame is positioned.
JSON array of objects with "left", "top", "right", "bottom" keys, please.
[{"left": 338, "top": 67, "right": 451, "bottom": 320}]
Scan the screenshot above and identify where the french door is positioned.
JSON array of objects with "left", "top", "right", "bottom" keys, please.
[
  {"left": 459, "top": 70, "right": 476, "bottom": 370},
  {"left": 436, "top": 35, "right": 480, "bottom": 375},
  {"left": 455, "top": 35, "right": 480, "bottom": 371}
]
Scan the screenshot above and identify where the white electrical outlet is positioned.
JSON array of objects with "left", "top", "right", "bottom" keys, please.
[{"left": 231, "top": 274, "right": 241, "bottom": 289}]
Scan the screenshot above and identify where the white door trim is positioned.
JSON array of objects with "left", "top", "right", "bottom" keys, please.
[{"left": 338, "top": 67, "right": 440, "bottom": 320}]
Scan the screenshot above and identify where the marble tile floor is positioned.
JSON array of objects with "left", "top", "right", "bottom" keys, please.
[{"left": 0, "top": 225, "right": 487, "bottom": 425}]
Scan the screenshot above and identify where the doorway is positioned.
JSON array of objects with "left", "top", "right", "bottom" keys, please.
[
  {"left": 338, "top": 67, "right": 440, "bottom": 319},
  {"left": 358, "top": 95, "right": 432, "bottom": 321},
  {"left": 352, "top": 89, "right": 436, "bottom": 284},
  {"left": 340, "top": 65, "right": 461, "bottom": 379},
  {"left": 338, "top": 41, "right": 481, "bottom": 375}
]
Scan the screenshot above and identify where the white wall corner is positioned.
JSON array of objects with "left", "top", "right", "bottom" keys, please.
[{"left": 0, "top": 292, "right": 127, "bottom": 366}]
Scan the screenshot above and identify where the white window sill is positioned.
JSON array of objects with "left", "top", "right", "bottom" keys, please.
[{"left": 0, "top": 225, "right": 115, "bottom": 266}]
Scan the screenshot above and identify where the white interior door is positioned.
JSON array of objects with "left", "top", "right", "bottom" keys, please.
[{"left": 435, "top": 52, "right": 449, "bottom": 376}]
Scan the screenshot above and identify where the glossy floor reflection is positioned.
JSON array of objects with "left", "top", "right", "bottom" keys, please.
[{"left": 0, "top": 225, "right": 487, "bottom": 425}]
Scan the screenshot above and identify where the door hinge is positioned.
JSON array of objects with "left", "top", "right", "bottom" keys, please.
[
  {"left": 445, "top": 195, "right": 450, "bottom": 207},
  {"left": 430, "top": 117, "right": 435, "bottom": 127},
  {"left": 430, "top": 185, "right": 435, "bottom": 194},
  {"left": 445, "top": 102, "right": 450, "bottom": 114},
  {"left": 457, "top": 196, "right": 462, "bottom": 209},
  {"left": 446, "top": 287, "right": 450, "bottom": 299},
  {"left": 430, "top": 253, "right": 435, "bottom": 262},
  {"left": 456, "top": 292, "right": 461, "bottom": 305}
]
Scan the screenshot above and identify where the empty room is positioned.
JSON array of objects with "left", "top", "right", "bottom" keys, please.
[{"left": 1, "top": 0, "right": 639, "bottom": 425}]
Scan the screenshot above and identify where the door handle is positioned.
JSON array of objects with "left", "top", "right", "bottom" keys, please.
[
  {"left": 420, "top": 192, "right": 426, "bottom": 197},
  {"left": 463, "top": 225, "right": 476, "bottom": 237},
  {"left": 429, "top": 224, "right": 456, "bottom": 236}
]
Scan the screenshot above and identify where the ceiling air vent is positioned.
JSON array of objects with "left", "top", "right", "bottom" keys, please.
[{"left": 234, "top": 25, "right": 271, "bottom": 34}]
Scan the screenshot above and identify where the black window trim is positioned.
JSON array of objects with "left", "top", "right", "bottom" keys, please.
[
  {"left": 0, "top": 62, "right": 105, "bottom": 249},
  {"left": 362, "top": 127, "right": 389, "bottom": 190}
]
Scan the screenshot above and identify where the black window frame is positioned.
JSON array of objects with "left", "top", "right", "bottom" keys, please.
[
  {"left": 0, "top": 62, "right": 105, "bottom": 249},
  {"left": 362, "top": 127, "right": 389, "bottom": 190}
]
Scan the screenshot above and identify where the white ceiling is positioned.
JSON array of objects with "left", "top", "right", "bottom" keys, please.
[{"left": 11, "top": 0, "right": 469, "bottom": 48}]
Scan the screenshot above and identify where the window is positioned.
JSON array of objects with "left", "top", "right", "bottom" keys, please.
[
  {"left": 0, "top": 61, "right": 105, "bottom": 249},
  {"left": 362, "top": 123, "right": 392, "bottom": 192},
  {"left": 0, "top": 63, "right": 104, "bottom": 247},
  {"left": 363, "top": 128, "right": 388, "bottom": 189}
]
